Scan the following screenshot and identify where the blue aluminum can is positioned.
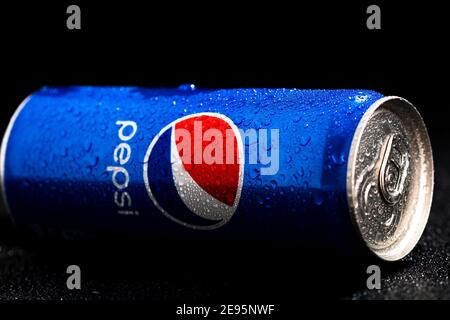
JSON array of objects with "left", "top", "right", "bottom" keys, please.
[{"left": 0, "top": 86, "right": 434, "bottom": 260}]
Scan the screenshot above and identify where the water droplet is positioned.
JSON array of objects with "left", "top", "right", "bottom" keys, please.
[
  {"left": 87, "top": 156, "right": 99, "bottom": 167},
  {"left": 313, "top": 192, "right": 324, "bottom": 206},
  {"left": 250, "top": 168, "right": 260, "bottom": 179},
  {"left": 331, "top": 153, "right": 345, "bottom": 165},
  {"left": 234, "top": 117, "right": 243, "bottom": 125},
  {"left": 84, "top": 141, "right": 93, "bottom": 152},
  {"left": 354, "top": 95, "right": 368, "bottom": 103},
  {"left": 300, "top": 136, "right": 311, "bottom": 146},
  {"left": 269, "top": 180, "right": 277, "bottom": 190},
  {"left": 178, "top": 83, "right": 197, "bottom": 91},
  {"left": 347, "top": 106, "right": 354, "bottom": 114}
]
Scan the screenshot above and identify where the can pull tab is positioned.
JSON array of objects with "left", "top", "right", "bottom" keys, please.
[{"left": 378, "top": 134, "right": 409, "bottom": 205}]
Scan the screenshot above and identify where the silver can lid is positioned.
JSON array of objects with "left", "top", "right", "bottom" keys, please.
[{"left": 347, "top": 96, "right": 434, "bottom": 261}]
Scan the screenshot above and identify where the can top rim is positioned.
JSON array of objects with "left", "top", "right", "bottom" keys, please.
[{"left": 347, "top": 96, "right": 434, "bottom": 261}]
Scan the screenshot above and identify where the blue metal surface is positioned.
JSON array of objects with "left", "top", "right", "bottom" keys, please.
[{"left": 1, "top": 86, "right": 384, "bottom": 253}]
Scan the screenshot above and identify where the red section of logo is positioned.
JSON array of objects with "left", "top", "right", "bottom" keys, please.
[{"left": 174, "top": 115, "right": 240, "bottom": 206}]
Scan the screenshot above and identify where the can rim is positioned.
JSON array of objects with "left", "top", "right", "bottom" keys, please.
[
  {"left": 0, "top": 95, "right": 32, "bottom": 219},
  {"left": 346, "top": 96, "right": 434, "bottom": 261}
]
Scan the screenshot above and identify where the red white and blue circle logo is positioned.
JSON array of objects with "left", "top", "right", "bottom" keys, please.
[{"left": 143, "top": 113, "right": 244, "bottom": 229}]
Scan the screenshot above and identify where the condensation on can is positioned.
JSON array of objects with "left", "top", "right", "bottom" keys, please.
[{"left": 0, "top": 87, "right": 434, "bottom": 260}]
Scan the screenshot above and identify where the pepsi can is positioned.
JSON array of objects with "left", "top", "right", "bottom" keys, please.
[{"left": 0, "top": 87, "right": 433, "bottom": 260}]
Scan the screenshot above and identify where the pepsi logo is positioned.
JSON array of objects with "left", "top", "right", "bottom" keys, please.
[{"left": 143, "top": 113, "right": 244, "bottom": 229}]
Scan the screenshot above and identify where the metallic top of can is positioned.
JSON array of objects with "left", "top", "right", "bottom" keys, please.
[{"left": 347, "top": 96, "right": 434, "bottom": 261}]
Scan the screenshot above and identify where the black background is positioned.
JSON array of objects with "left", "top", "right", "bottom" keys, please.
[{"left": 0, "top": 0, "right": 449, "bottom": 310}]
